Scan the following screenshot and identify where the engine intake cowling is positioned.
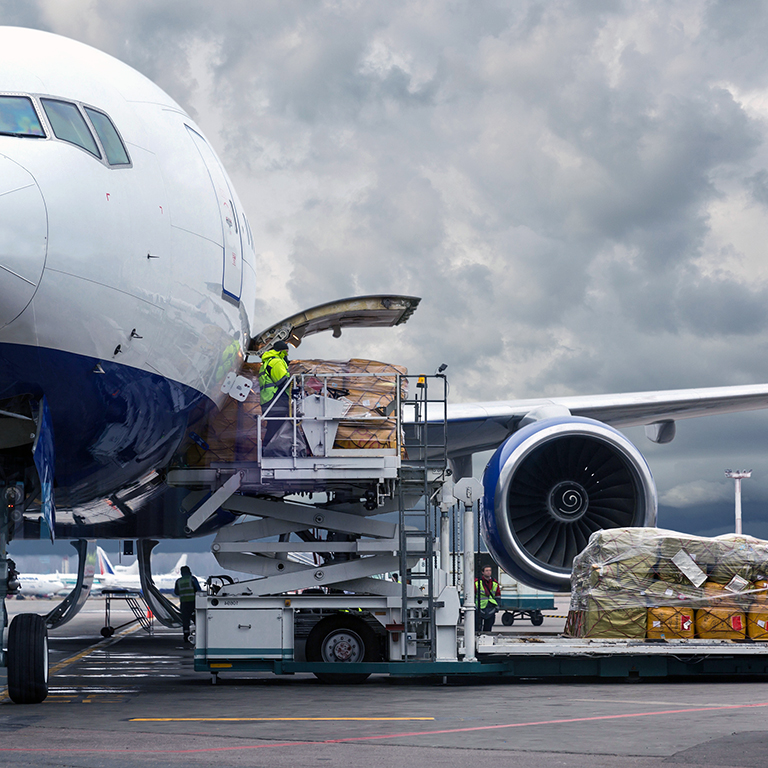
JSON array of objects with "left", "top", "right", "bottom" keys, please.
[{"left": 481, "top": 416, "right": 657, "bottom": 592}]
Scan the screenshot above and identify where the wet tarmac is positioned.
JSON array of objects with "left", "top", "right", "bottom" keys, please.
[{"left": 2, "top": 598, "right": 768, "bottom": 767}]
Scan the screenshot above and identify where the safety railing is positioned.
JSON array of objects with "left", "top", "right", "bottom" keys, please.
[{"left": 257, "top": 371, "right": 404, "bottom": 462}]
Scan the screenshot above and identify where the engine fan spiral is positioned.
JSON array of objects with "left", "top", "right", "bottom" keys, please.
[{"left": 548, "top": 480, "right": 589, "bottom": 520}]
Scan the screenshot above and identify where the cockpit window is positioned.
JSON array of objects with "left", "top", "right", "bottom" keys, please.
[
  {"left": 84, "top": 107, "right": 130, "bottom": 165},
  {"left": 0, "top": 96, "right": 45, "bottom": 137},
  {"left": 41, "top": 98, "right": 100, "bottom": 157}
]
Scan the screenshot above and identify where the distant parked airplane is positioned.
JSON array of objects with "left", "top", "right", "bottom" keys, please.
[{"left": 15, "top": 572, "right": 65, "bottom": 598}]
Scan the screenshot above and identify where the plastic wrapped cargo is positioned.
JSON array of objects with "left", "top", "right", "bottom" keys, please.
[
  {"left": 179, "top": 359, "right": 406, "bottom": 467},
  {"left": 566, "top": 527, "right": 768, "bottom": 640}
]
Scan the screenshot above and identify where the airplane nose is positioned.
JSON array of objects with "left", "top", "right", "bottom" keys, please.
[{"left": 0, "top": 154, "right": 48, "bottom": 329}]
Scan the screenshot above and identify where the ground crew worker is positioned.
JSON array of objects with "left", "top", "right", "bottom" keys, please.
[
  {"left": 475, "top": 565, "right": 501, "bottom": 632},
  {"left": 259, "top": 340, "right": 291, "bottom": 449},
  {"left": 174, "top": 565, "right": 201, "bottom": 643}
]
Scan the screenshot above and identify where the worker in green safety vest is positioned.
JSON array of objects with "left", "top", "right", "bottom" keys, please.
[
  {"left": 174, "top": 565, "right": 201, "bottom": 643},
  {"left": 259, "top": 340, "right": 291, "bottom": 450},
  {"left": 475, "top": 565, "right": 500, "bottom": 632}
]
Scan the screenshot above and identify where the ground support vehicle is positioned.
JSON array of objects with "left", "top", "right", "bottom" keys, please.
[{"left": 183, "top": 372, "right": 768, "bottom": 683}]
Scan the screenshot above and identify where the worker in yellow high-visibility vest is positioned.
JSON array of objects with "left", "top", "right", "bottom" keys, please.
[
  {"left": 475, "top": 565, "right": 500, "bottom": 632},
  {"left": 259, "top": 340, "right": 291, "bottom": 450},
  {"left": 174, "top": 565, "right": 201, "bottom": 643}
]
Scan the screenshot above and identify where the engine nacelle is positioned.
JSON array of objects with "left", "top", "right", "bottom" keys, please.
[{"left": 481, "top": 416, "right": 657, "bottom": 592}]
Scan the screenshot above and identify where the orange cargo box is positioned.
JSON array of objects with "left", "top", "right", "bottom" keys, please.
[
  {"left": 695, "top": 608, "right": 746, "bottom": 639},
  {"left": 747, "top": 607, "right": 768, "bottom": 640},
  {"left": 647, "top": 606, "right": 694, "bottom": 640}
]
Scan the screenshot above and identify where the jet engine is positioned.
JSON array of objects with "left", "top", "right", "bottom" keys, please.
[{"left": 481, "top": 416, "right": 657, "bottom": 592}]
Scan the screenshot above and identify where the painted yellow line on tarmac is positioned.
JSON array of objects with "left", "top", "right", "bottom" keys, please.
[
  {"left": 131, "top": 717, "right": 436, "bottom": 722},
  {"left": 0, "top": 620, "right": 144, "bottom": 702},
  {"left": 48, "top": 622, "right": 143, "bottom": 675}
]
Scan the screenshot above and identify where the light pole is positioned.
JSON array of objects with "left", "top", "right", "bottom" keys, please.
[{"left": 725, "top": 469, "right": 752, "bottom": 535}]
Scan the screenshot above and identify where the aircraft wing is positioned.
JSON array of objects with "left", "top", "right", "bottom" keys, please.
[{"left": 442, "top": 383, "right": 768, "bottom": 456}]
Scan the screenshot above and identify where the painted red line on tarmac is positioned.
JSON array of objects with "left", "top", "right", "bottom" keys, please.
[{"left": 3, "top": 702, "right": 768, "bottom": 755}]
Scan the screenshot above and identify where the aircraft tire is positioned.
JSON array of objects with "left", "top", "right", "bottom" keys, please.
[
  {"left": 100, "top": 626, "right": 114, "bottom": 638},
  {"left": 501, "top": 611, "right": 514, "bottom": 626},
  {"left": 7, "top": 613, "right": 48, "bottom": 704},
  {"left": 305, "top": 613, "right": 379, "bottom": 684}
]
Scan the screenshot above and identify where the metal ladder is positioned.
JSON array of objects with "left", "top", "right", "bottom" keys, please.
[{"left": 398, "top": 374, "right": 448, "bottom": 661}]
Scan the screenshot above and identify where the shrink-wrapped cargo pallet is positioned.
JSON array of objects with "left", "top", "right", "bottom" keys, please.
[
  {"left": 567, "top": 527, "right": 768, "bottom": 640},
  {"left": 179, "top": 359, "right": 407, "bottom": 466}
]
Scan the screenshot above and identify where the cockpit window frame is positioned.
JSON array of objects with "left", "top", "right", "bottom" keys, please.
[
  {"left": 40, "top": 97, "right": 102, "bottom": 159},
  {"left": 0, "top": 94, "right": 47, "bottom": 138},
  {"left": 83, "top": 106, "right": 132, "bottom": 167}
]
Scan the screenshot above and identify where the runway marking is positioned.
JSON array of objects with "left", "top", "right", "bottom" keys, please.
[
  {"left": 0, "top": 620, "right": 143, "bottom": 703},
  {"left": 4, "top": 701, "right": 768, "bottom": 755},
  {"left": 131, "top": 717, "right": 436, "bottom": 722}
]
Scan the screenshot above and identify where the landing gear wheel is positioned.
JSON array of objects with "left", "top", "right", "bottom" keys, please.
[
  {"left": 501, "top": 612, "right": 514, "bottom": 626},
  {"left": 305, "top": 614, "right": 380, "bottom": 684},
  {"left": 100, "top": 626, "right": 115, "bottom": 638},
  {"left": 530, "top": 610, "right": 544, "bottom": 626},
  {"left": 7, "top": 613, "right": 48, "bottom": 704}
]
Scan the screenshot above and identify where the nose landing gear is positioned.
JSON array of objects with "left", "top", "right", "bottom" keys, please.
[{"left": 1, "top": 486, "right": 49, "bottom": 704}]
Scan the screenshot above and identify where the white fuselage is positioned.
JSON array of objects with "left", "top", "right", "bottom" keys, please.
[{"left": 0, "top": 28, "right": 257, "bottom": 516}]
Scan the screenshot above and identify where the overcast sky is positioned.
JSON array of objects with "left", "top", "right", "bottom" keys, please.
[{"left": 5, "top": 1, "right": 768, "bottom": 537}]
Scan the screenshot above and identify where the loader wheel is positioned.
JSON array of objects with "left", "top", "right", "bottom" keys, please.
[
  {"left": 305, "top": 614, "right": 379, "bottom": 684},
  {"left": 530, "top": 610, "right": 544, "bottom": 626},
  {"left": 501, "top": 612, "right": 514, "bottom": 626},
  {"left": 7, "top": 613, "right": 48, "bottom": 704}
]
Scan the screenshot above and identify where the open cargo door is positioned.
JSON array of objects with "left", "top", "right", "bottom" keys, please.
[{"left": 249, "top": 295, "right": 420, "bottom": 353}]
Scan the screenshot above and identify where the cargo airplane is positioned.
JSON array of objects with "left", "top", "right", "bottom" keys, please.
[{"left": 3, "top": 26, "right": 768, "bottom": 701}]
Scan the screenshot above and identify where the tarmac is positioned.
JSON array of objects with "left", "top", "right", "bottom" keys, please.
[{"left": 2, "top": 597, "right": 768, "bottom": 767}]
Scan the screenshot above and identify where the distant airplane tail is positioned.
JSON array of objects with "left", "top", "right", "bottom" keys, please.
[
  {"left": 171, "top": 553, "right": 188, "bottom": 575},
  {"left": 96, "top": 546, "right": 115, "bottom": 576}
]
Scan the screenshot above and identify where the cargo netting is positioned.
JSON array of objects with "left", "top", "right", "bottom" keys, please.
[
  {"left": 181, "top": 358, "right": 407, "bottom": 466},
  {"left": 565, "top": 528, "right": 768, "bottom": 640}
]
